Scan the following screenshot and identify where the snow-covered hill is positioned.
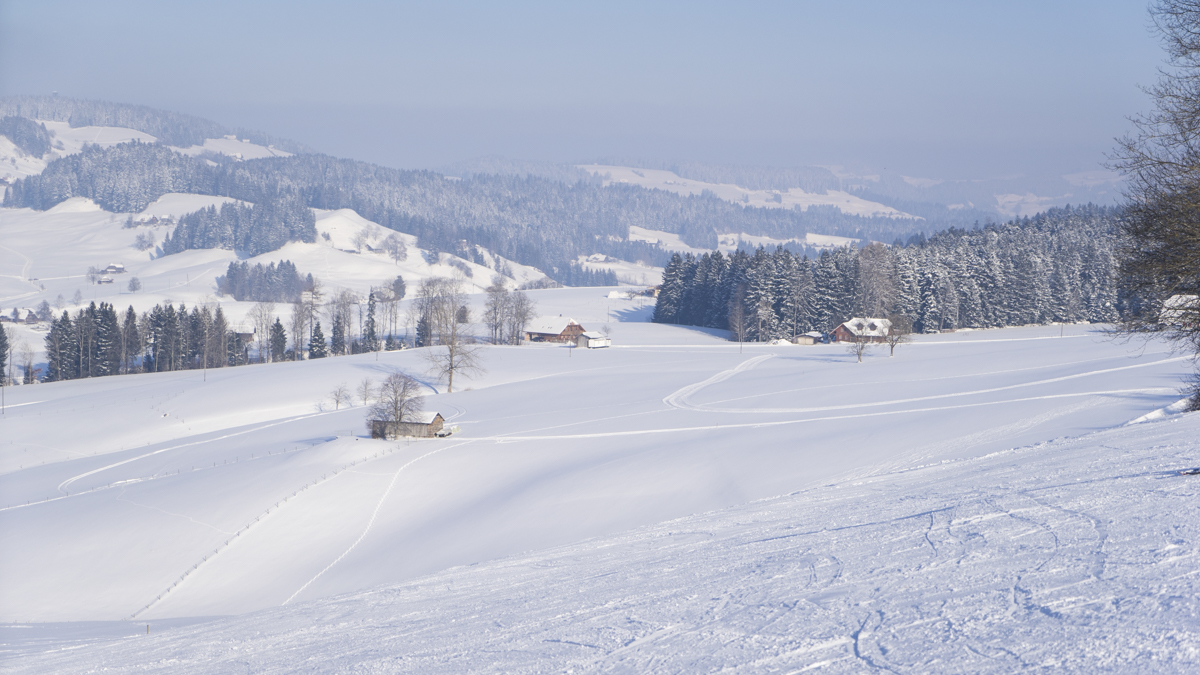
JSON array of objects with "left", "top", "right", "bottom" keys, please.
[
  {"left": 0, "top": 195, "right": 550, "bottom": 356},
  {"left": 580, "top": 164, "right": 920, "bottom": 219},
  {"left": 0, "top": 313, "right": 1195, "bottom": 671}
]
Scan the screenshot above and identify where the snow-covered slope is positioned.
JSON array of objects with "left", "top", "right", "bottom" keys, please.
[
  {"left": 6, "top": 403, "right": 1198, "bottom": 672},
  {"left": 0, "top": 196, "right": 549, "bottom": 358},
  {"left": 0, "top": 120, "right": 295, "bottom": 185},
  {"left": 0, "top": 316, "right": 1193, "bottom": 669},
  {"left": 581, "top": 164, "right": 919, "bottom": 219}
]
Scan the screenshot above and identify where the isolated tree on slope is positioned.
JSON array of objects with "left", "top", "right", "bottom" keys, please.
[
  {"left": 0, "top": 323, "right": 8, "bottom": 385},
  {"left": 269, "top": 318, "right": 287, "bottom": 362},
  {"left": 309, "top": 321, "right": 328, "bottom": 359},
  {"left": 368, "top": 372, "right": 425, "bottom": 439}
]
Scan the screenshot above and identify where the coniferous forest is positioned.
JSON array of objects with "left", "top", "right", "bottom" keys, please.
[{"left": 653, "top": 205, "right": 1125, "bottom": 339}]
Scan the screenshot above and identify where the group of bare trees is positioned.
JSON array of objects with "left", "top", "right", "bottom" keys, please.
[
  {"left": 414, "top": 277, "right": 483, "bottom": 392},
  {"left": 482, "top": 277, "right": 536, "bottom": 345}
]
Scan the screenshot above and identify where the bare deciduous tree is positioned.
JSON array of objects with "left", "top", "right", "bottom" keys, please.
[
  {"left": 505, "top": 290, "right": 535, "bottom": 345},
  {"left": 357, "top": 377, "right": 376, "bottom": 406},
  {"left": 417, "top": 277, "right": 484, "bottom": 392},
  {"left": 368, "top": 372, "right": 425, "bottom": 438},
  {"left": 249, "top": 301, "right": 276, "bottom": 363},
  {"left": 846, "top": 333, "right": 873, "bottom": 363},
  {"left": 329, "top": 384, "right": 351, "bottom": 410},
  {"left": 1109, "top": 0, "right": 1200, "bottom": 357},
  {"left": 484, "top": 276, "right": 510, "bottom": 344},
  {"left": 885, "top": 314, "right": 913, "bottom": 357},
  {"left": 382, "top": 234, "right": 408, "bottom": 263},
  {"left": 289, "top": 300, "right": 311, "bottom": 360}
]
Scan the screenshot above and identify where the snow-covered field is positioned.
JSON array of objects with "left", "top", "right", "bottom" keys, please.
[
  {"left": 581, "top": 165, "right": 918, "bottom": 219},
  {"left": 1, "top": 304, "right": 1196, "bottom": 671}
]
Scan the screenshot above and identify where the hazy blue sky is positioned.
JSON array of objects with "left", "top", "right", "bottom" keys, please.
[{"left": 0, "top": 1, "right": 1164, "bottom": 180}]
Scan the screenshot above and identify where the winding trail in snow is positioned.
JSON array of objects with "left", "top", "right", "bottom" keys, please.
[
  {"left": 56, "top": 409, "right": 345, "bottom": 495},
  {"left": 662, "top": 354, "right": 1189, "bottom": 415},
  {"left": 282, "top": 440, "right": 470, "bottom": 606}
]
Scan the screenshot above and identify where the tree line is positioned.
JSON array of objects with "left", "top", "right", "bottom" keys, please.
[
  {"left": 215, "top": 259, "right": 311, "bottom": 303},
  {"left": 653, "top": 205, "right": 1126, "bottom": 340}
]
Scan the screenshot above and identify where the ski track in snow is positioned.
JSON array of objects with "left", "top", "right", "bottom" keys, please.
[
  {"left": 663, "top": 353, "right": 1188, "bottom": 415},
  {"left": 282, "top": 440, "right": 469, "bottom": 606}
]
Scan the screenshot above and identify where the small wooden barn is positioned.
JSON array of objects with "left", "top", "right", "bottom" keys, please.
[
  {"left": 576, "top": 331, "right": 611, "bottom": 349},
  {"left": 793, "top": 331, "right": 825, "bottom": 345},
  {"left": 524, "top": 316, "right": 586, "bottom": 343},
  {"left": 831, "top": 318, "right": 892, "bottom": 343},
  {"left": 370, "top": 411, "right": 445, "bottom": 439}
]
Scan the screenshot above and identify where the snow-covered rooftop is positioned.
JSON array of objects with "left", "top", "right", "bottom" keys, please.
[
  {"left": 526, "top": 316, "right": 580, "bottom": 335},
  {"left": 839, "top": 317, "right": 891, "bottom": 337}
]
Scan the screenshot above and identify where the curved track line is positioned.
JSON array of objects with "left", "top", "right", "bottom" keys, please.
[
  {"left": 466, "top": 388, "right": 1174, "bottom": 442},
  {"left": 664, "top": 355, "right": 1188, "bottom": 415},
  {"left": 663, "top": 355, "right": 774, "bottom": 409},
  {"left": 56, "top": 410, "right": 338, "bottom": 494},
  {"left": 282, "top": 441, "right": 468, "bottom": 606}
]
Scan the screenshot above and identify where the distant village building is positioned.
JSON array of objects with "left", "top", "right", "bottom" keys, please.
[
  {"left": 576, "top": 331, "right": 611, "bottom": 349},
  {"left": 2, "top": 308, "right": 40, "bottom": 324},
  {"left": 104, "top": 263, "right": 126, "bottom": 274},
  {"left": 831, "top": 318, "right": 892, "bottom": 343},
  {"left": 525, "top": 316, "right": 586, "bottom": 343},
  {"left": 98, "top": 276, "right": 114, "bottom": 284},
  {"left": 370, "top": 411, "right": 445, "bottom": 439}
]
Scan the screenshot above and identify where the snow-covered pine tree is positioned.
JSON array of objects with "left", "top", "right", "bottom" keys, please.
[
  {"left": 309, "top": 321, "right": 328, "bottom": 359},
  {"left": 269, "top": 318, "right": 287, "bottom": 362}
]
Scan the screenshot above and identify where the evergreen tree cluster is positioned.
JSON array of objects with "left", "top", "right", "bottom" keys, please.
[
  {"left": 0, "top": 95, "right": 310, "bottom": 151},
  {"left": 550, "top": 263, "right": 619, "bottom": 287},
  {"left": 0, "top": 116, "right": 52, "bottom": 158},
  {"left": 215, "top": 260, "right": 310, "bottom": 302},
  {"left": 653, "top": 205, "right": 1127, "bottom": 340},
  {"left": 43, "top": 301, "right": 250, "bottom": 381},
  {"left": 163, "top": 197, "right": 317, "bottom": 256}
]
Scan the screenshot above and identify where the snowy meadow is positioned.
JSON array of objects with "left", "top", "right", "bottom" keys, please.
[{"left": 1, "top": 304, "right": 1197, "bottom": 672}]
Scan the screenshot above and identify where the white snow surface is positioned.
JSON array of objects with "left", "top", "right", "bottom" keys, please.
[
  {"left": 0, "top": 121, "right": 156, "bottom": 184},
  {"left": 1, "top": 316, "right": 1198, "bottom": 672},
  {"left": 0, "top": 197, "right": 549, "bottom": 365},
  {"left": 581, "top": 165, "right": 918, "bottom": 219},
  {"left": 628, "top": 226, "right": 863, "bottom": 257},
  {"left": 170, "top": 137, "right": 291, "bottom": 161}
]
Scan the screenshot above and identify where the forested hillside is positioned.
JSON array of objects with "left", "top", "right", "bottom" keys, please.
[
  {"left": 653, "top": 205, "right": 1124, "bottom": 338},
  {"left": 0, "top": 95, "right": 309, "bottom": 152},
  {"left": 5, "top": 140, "right": 934, "bottom": 283}
]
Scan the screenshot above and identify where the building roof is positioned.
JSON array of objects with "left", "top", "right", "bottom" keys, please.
[
  {"left": 580, "top": 331, "right": 606, "bottom": 339},
  {"left": 410, "top": 411, "right": 442, "bottom": 424},
  {"left": 526, "top": 316, "right": 581, "bottom": 335},
  {"left": 839, "top": 317, "right": 892, "bottom": 337}
]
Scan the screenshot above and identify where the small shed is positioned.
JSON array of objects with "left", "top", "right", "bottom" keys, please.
[
  {"left": 371, "top": 411, "right": 445, "bottom": 439},
  {"left": 793, "top": 331, "right": 825, "bottom": 345},
  {"left": 98, "top": 276, "right": 114, "bottom": 284},
  {"left": 576, "top": 331, "right": 611, "bottom": 349},
  {"left": 831, "top": 318, "right": 892, "bottom": 343},
  {"left": 525, "top": 316, "right": 585, "bottom": 343}
]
